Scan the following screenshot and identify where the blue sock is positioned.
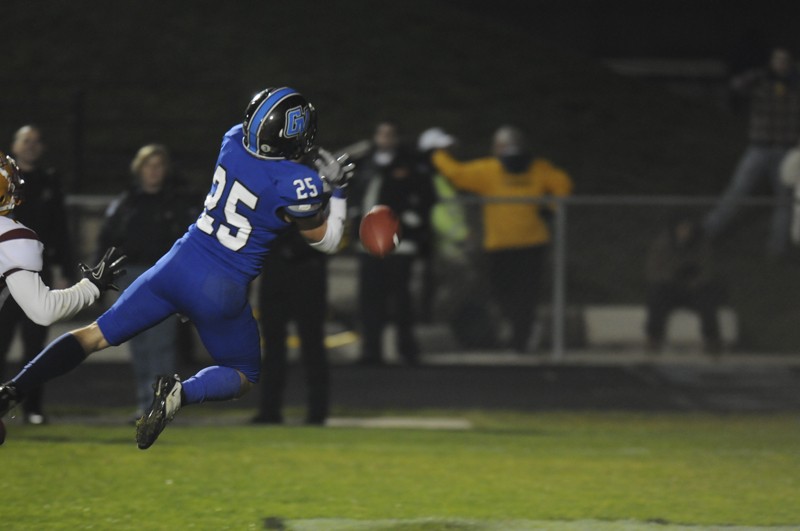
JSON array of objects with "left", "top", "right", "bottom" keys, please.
[
  {"left": 13, "top": 334, "right": 87, "bottom": 395},
  {"left": 181, "top": 366, "right": 245, "bottom": 404}
]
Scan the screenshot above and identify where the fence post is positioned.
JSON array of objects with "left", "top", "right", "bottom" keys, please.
[{"left": 551, "top": 197, "right": 567, "bottom": 362}]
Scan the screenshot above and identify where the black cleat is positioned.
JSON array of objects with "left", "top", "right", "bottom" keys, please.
[
  {"left": 0, "top": 383, "right": 22, "bottom": 419},
  {"left": 0, "top": 384, "right": 22, "bottom": 446},
  {"left": 136, "top": 374, "right": 182, "bottom": 450}
]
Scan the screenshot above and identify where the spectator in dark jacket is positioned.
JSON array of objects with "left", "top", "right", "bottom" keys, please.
[
  {"left": 253, "top": 226, "right": 330, "bottom": 425},
  {"left": 98, "top": 144, "right": 199, "bottom": 419},
  {"left": 0, "top": 125, "right": 76, "bottom": 424},
  {"left": 645, "top": 218, "right": 726, "bottom": 355},
  {"left": 349, "top": 121, "right": 436, "bottom": 366}
]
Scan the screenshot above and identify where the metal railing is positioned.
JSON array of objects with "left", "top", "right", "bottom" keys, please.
[
  {"left": 547, "top": 194, "right": 786, "bottom": 360},
  {"left": 64, "top": 193, "right": 796, "bottom": 359},
  {"left": 438, "top": 194, "right": 793, "bottom": 359}
]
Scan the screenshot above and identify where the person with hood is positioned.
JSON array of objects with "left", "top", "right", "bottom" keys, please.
[{"left": 431, "top": 126, "right": 573, "bottom": 352}]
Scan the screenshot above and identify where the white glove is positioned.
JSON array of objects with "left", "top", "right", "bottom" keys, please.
[
  {"left": 418, "top": 127, "right": 455, "bottom": 152},
  {"left": 314, "top": 147, "right": 356, "bottom": 188}
]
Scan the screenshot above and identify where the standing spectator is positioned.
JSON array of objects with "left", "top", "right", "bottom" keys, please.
[
  {"left": 644, "top": 218, "right": 725, "bottom": 355},
  {"left": 416, "top": 127, "right": 469, "bottom": 323},
  {"left": 350, "top": 121, "right": 436, "bottom": 366},
  {"left": 253, "top": 226, "right": 329, "bottom": 425},
  {"left": 97, "top": 144, "right": 198, "bottom": 420},
  {"left": 418, "top": 128, "right": 471, "bottom": 263},
  {"left": 0, "top": 125, "right": 76, "bottom": 425},
  {"left": 432, "top": 125, "right": 573, "bottom": 353},
  {"left": 417, "top": 127, "right": 502, "bottom": 349},
  {"left": 703, "top": 47, "right": 800, "bottom": 258}
]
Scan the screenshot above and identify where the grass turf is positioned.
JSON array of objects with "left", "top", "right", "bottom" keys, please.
[{"left": 1, "top": 410, "right": 799, "bottom": 530}]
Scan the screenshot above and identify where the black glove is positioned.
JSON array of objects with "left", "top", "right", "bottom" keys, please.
[{"left": 80, "top": 246, "right": 127, "bottom": 292}]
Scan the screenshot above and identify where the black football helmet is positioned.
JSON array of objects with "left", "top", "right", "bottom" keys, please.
[{"left": 242, "top": 87, "right": 317, "bottom": 160}]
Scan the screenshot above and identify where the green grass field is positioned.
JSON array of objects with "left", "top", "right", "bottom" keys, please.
[{"left": 2, "top": 410, "right": 799, "bottom": 530}]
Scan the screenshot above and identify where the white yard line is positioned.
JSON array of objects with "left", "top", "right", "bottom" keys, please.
[{"left": 283, "top": 518, "right": 798, "bottom": 531}]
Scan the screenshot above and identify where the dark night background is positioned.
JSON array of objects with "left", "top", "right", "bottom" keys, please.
[
  {"left": 5, "top": 2, "right": 800, "bottom": 430},
  {"left": 3, "top": 1, "right": 799, "bottom": 195}
]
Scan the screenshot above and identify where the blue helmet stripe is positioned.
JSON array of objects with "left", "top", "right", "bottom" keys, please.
[{"left": 247, "top": 87, "right": 297, "bottom": 154}]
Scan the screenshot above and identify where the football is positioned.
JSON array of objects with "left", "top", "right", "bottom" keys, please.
[{"left": 359, "top": 205, "right": 401, "bottom": 258}]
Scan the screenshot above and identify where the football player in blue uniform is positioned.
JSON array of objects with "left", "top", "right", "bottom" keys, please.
[{"left": 0, "top": 87, "right": 353, "bottom": 449}]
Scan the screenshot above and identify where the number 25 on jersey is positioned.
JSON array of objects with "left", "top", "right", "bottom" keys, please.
[{"left": 196, "top": 165, "right": 259, "bottom": 251}]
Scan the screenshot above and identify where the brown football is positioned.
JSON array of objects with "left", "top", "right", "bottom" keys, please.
[{"left": 359, "top": 205, "right": 401, "bottom": 258}]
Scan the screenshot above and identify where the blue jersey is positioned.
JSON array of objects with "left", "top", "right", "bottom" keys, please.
[
  {"left": 184, "top": 125, "right": 325, "bottom": 283},
  {"left": 97, "top": 125, "right": 325, "bottom": 380}
]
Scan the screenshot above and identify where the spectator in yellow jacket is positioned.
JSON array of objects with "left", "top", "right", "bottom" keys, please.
[{"left": 431, "top": 125, "right": 573, "bottom": 352}]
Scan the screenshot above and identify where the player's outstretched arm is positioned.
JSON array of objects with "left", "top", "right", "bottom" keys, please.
[
  {"left": 4, "top": 246, "right": 127, "bottom": 326},
  {"left": 6, "top": 272, "right": 100, "bottom": 327},
  {"left": 296, "top": 148, "right": 354, "bottom": 254},
  {"left": 297, "top": 190, "right": 347, "bottom": 253}
]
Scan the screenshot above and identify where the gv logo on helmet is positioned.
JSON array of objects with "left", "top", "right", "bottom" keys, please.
[{"left": 284, "top": 106, "right": 308, "bottom": 138}]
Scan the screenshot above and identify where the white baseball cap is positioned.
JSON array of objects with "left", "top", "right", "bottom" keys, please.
[{"left": 418, "top": 127, "right": 455, "bottom": 151}]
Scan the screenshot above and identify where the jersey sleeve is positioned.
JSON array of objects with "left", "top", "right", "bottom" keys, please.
[
  {"left": 279, "top": 168, "right": 326, "bottom": 219},
  {"left": 0, "top": 228, "right": 44, "bottom": 275},
  {"left": 5, "top": 271, "right": 98, "bottom": 326}
]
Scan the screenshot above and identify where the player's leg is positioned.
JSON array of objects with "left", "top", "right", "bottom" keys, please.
[
  {"left": 0, "top": 323, "right": 107, "bottom": 419},
  {"left": 182, "top": 302, "right": 262, "bottom": 404},
  {"left": 135, "top": 263, "right": 259, "bottom": 448},
  {"left": 135, "top": 298, "right": 261, "bottom": 449},
  {"left": 118, "top": 264, "right": 178, "bottom": 417},
  {"left": 2, "top": 266, "right": 176, "bottom": 419}
]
